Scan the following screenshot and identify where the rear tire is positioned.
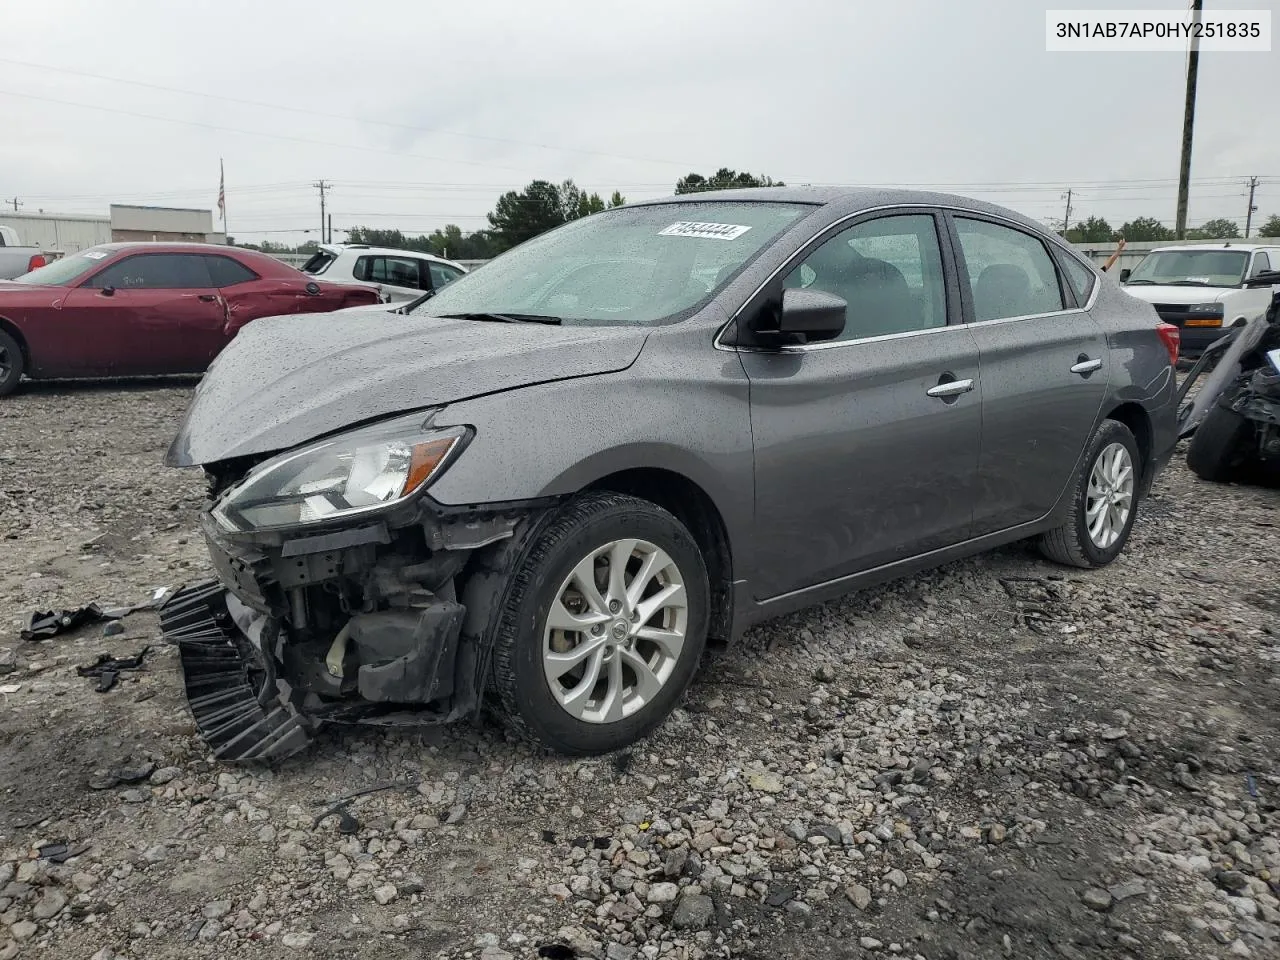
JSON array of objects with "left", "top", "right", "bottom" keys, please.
[
  {"left": 490, "top": 492, "right": 709, "bottom": 756},
  {"left": 1187, "top": 402, "right": 1254, "bottom": 483},
  {"left": 1039, "top": 419, "right": 1142, "bottom": 569},
  {"left": 0, "top": 329, "right": 24, "bottom": 397}
]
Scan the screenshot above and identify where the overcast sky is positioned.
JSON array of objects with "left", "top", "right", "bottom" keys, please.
[{"left": 3, "top": 0, "right": 1277, "bottom": 245}]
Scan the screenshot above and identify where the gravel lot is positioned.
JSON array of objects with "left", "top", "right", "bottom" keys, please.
[{"left": 1, "top": 380, "right": 1278, "bottom": 960}]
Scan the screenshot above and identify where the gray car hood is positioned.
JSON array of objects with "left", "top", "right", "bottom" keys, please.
[{"left": 165, "top": 311, "right": 647, "bottom": 466}]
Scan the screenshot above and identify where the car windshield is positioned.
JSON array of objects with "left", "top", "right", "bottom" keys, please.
[
  {"left": 411, "top": 201, "right": 814, "bottom": 326},
  {"left": 11, "top": 248, "right": 111, "bottom": 286},
  {"left": 1125, "top": 249, "right": 1248, "bottom": 288}
]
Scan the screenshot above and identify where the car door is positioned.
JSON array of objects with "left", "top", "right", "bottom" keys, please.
[
  {"left": 737, "top": 210, "right": 983, "bottom": 599},
  {"left": 947, "top": 214, "right": 1110, "bottom": 536},
  {"left": 62, "top": 253, "right": 227, "bottom": 375},
  {"left": 354, "top": 255, "right": 428, "bottom": 303},
  {"left": 202, "top": 254, "right": 264, "bottom": 361}
]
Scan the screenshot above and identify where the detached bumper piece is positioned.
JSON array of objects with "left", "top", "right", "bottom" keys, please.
[{"left": 160, "top": 581, "right": 314, "bottom": 763}]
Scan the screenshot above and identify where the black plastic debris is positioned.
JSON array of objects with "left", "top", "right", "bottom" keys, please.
[
  {"left": 540, "top": 830, "right": 557, "bottom": 844},
  {"left": 538, "top": 946, "right": 576, "bottom": 960},
  {"left": 21, "top": 604, "right": 116, "bottom": 641},
  {"left": 76, "top": 647, "right": 151, "bottom": 692},
  {"left": 37, "top": 842, "right": 90, "bottom": 863}
]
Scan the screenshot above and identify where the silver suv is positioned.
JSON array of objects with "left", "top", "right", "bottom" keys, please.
[{"left": 163, "top": 187, "right": 1180, "bottom": 763}]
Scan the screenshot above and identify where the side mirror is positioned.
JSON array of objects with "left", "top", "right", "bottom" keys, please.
[
  {"left": 1244, "top": 269, "right": 1280, "bottom": 288},
  {"left": 101, "top": 285, "right": 115, "bottom": 297},
  {"left": 776, "top": 287, "right": 846, "bottom": 342},
  {"left": 1118, "top": 268, "right": 1131, "bottom": 283}
]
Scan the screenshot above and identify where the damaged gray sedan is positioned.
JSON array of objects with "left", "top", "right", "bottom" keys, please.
[{"left": 162, "top": 187, "right": 1180, "bottom": 762}]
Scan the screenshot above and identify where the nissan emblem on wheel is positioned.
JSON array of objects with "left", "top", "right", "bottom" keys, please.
[{"left": 162, "top": 187, "right": 1182, "bottom": 762}]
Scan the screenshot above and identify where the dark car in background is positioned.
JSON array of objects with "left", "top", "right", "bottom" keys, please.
[
  {"left": 160, "top": 187, "right": 1181, "bottom": 763},
  {"left": 0, "top": 242, "right": 381, "bottom": 395}
]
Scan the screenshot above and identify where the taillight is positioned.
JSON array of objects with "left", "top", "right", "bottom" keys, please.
[
  {"left": 1156, "top": 322, "right": 1180, "bottom": 366},
  {"left": 26, "top": 254, "right": 46, "bottom": 271}
]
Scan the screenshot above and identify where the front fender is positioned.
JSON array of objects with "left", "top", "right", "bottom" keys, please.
[{"left": 427, "top": 356, "right": 755, "bottom": 581}]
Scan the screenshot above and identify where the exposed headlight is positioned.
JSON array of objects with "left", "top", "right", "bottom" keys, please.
[
  {"left": 212, "top": 415, "right": 469, "bottom": 533},
  {"left": 1185, "top": 302, "right": 1224, "bottom": 315}
]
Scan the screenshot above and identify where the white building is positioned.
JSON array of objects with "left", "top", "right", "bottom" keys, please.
[{"left": 0, "top": 210, "right": 111, "bottom": 255}]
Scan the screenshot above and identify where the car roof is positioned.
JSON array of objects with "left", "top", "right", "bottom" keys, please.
[
  {"left": 88, "top": 241, "right": 256, "bottom": 253},
  {"left": 629, "top": 185, "right": 1055, "bottom": 233},
  {"left": 320, "top": 243, "right": 461, "bottom": 265},
  {"left": 1148, "top": 241, "right": 1277, "bottom": 252}
]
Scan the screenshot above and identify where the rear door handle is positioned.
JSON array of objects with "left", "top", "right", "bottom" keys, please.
[
  {"left": 926, "top": 378, "right": 975, "bottom": 399},
  {"left": 197, "top": 294, "right": 219, "bottom": 302},
  {"left": 1070, "top": 357, "right": 1103, "bottom": 375}
]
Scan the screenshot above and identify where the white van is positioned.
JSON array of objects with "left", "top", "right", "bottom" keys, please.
[{"left": 1119, "top": 242, "right": 1280, "bottom": 357}]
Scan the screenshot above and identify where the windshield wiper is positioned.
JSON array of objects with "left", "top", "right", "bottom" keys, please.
[
  {"left": 1163, "top": 280, "right": 1214, "bottom": 287},
  {"left": 441, "top": 312, "right": 562, "bottom": 325},
  {"left": 1122, "top": 279, "right": 1157, "bottom": 285}
]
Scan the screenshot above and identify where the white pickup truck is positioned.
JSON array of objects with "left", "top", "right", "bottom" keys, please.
[{"left": 0, "top": 226, "right": 49, "bottom": 280}]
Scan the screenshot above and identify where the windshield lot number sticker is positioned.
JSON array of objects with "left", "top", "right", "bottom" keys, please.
[{"left": 659, "top": 221, "right": 752, "bottom": 241}]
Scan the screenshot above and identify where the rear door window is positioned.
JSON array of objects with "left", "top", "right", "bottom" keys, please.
[
  {"left": 1057, "top": 253, "right": 1097, "bottom": 305},
  {"left": 354, "top": 256, "right": 427, "bottom": 290},
  {"left": 204, "top": 255, "right": 259, "bottom": 287},
  {"left": 954, "top": 218, "right": 1066, "bottom": 321},
  {"left": 86, "top": 254, "right": 214, "bottom": 290}
]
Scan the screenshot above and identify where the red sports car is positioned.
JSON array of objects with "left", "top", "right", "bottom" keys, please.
[{"left": 0, "top": 242, "right": 382, "bottom": 395}]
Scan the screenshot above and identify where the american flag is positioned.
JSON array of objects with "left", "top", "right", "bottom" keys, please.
[{"left": 217, "top": 159, "right": 225, "bottom": 223}]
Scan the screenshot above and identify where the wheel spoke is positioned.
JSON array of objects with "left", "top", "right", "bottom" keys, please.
[
  {"left": 546, "top": 598, "right": 609, "bottom": 634},
  {"left": 635, "top": 582, "right": 685, "bottom": 627},
  {"left": 1088, "top": 506, "right": 1109, "bottom": 543},
  {"left": 557, "top": 645, "right": 607, "bottom": 714},
  {"left": 1085, "top": 496, "right": 1107, "bottom": 522},
  {"left": 621, "top": 648, "right": 664, "bottom": 706},
  {"left": 607, "top": 539, "right": 638, "bottom": 610},
  {"left": 544, "top": 636, "right": 608, "bottom": 681},
  {"left": 598, "top": 653, "right": 626, "bottom": 723},
  {"left": 569, "top": 554, "right": 609, "bottom": 616},
  {"left": 625, "top": 548, "right": 663, "bottom": 610},
  {"left": 635, "top": 625, "right": 685, "bottom": 659}
]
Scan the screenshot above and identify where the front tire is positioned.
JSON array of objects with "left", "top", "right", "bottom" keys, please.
[
  {"left": 0, "top": 329, "right": 25, "bottom": 397},
  {"left": 490, "top": 492, "right": 709, "bottom": 755},
  {"left": 1039, "top": 419, "right": 1142, "bottom": 569},
  {"left": 1187, "top": 402, "right": 1254, "bottom": 483}
]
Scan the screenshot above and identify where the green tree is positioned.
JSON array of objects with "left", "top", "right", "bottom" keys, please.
[
  {"left": 1186, "top": 218, "right": 1240, "bottom": 240},
  {"left": 486, "top": 179, "right": 614, "bottom": 248},
  {"left": 674, "top": 168, "right": 784, "bottom": 194},
  {"left": 609, "top": 190, "right": 627, "bottom": 208},
  {"left": 1116, "top": 217, "right": 1174, "bottom": 242},
  {"left": 1259, "top": 214, "right": 1280, "bottom": 238},
  {"left": 1065, "top": 216, "right": 1114, "bottom": 243}
]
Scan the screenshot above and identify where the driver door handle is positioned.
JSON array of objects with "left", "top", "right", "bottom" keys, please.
[
  {"left": 926, "top": 378, "right": 975, "bottom": 398},
  {"left": 1070, "top": 357, "right": 1103, "bottom": 375},
  {"left": 197, "top": 294, "right": 219, "bottom": 302}
]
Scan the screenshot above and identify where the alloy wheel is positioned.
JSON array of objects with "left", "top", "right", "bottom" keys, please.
[
  {"left": 1085, "top": 441, "right": 1134, "bottom": 549},
  {"left": 542, "top": 538, "right": 688, "bottom": 724}
]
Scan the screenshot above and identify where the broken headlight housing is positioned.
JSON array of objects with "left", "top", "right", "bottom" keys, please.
[{"left": 211, "top": 414, "right": 470, "bottom": 533}]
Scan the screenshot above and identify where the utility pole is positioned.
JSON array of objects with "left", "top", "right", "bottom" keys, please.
[
  {"left": 7, "top": 197, "right": 21, "bottom": 213},
  {"left": 1061, "top": 188, "right": 1073, "bottom": 236},
  {"left": 1175, "top": 0, "right": 1203, "bottom": 240},
  {"left": 313, "top": 180, "right": 331, "bottom": 243},
  {"left": 1244, "top": 176, "right": 1259, "bottom": 238},
  {"left": 327, "top": 213, "right": 333, "bottom": 245}
]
